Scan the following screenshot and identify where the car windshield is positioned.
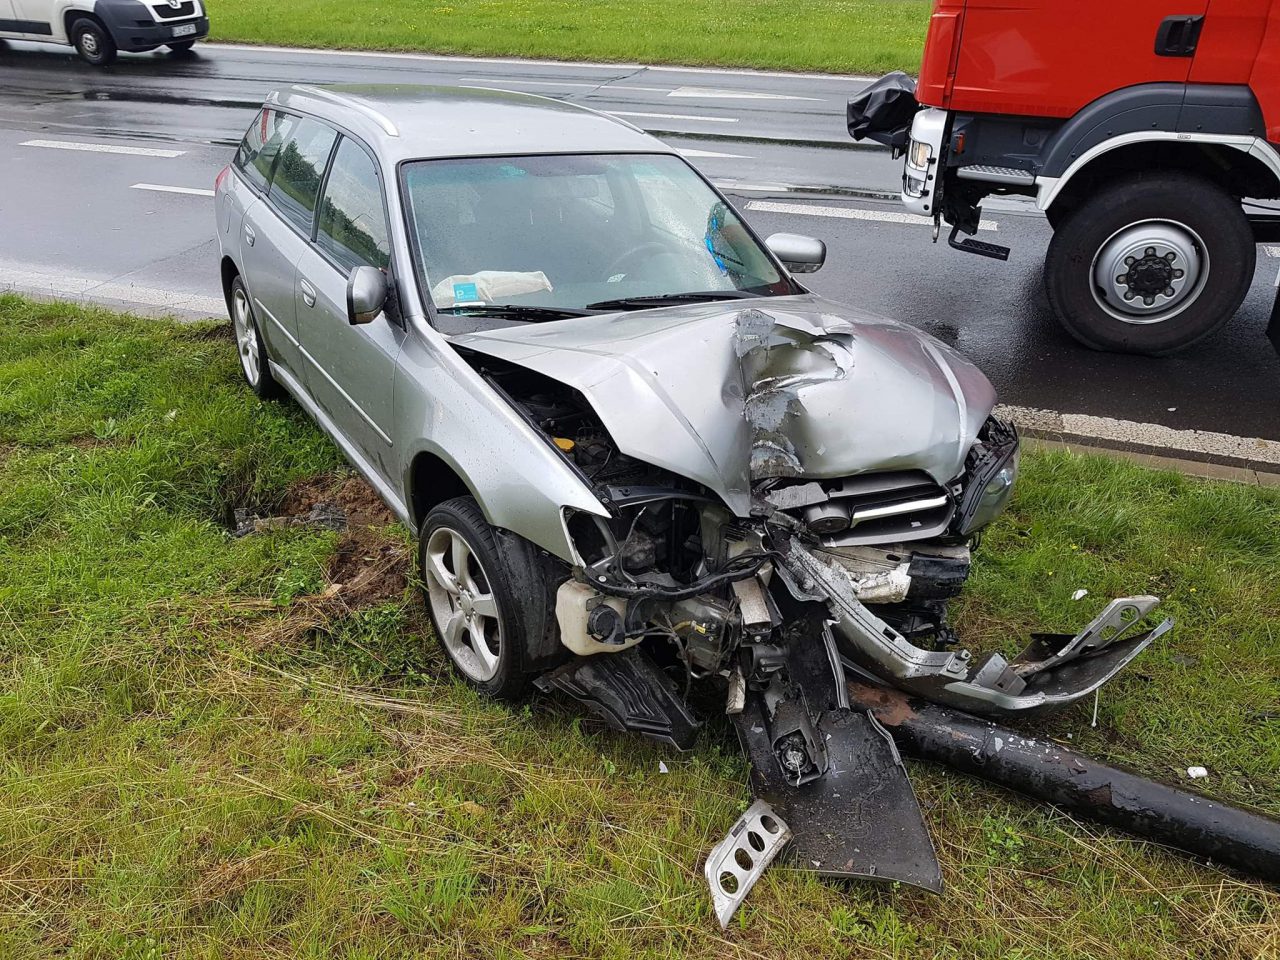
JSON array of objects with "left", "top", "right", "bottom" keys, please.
[{"left": 401, "top": 153, "right": 794, "bottom": 324}]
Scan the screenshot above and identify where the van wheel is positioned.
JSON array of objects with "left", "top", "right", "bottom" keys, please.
[
  {"left": 70, "top": 18, "right": 117, "bottom": 66},
  {"left": 1044, "top": 171, "right": 1255, "bottom": 355},
  {"left": 418, "top": 497, "right": 552, "bottom": 700}
]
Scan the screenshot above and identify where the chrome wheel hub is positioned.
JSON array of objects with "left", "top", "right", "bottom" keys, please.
[
  {"left": 1091, "top": 220, "right": 1207, "bottom": 324},
  {"left": 231, "top": 288, "right": 260, "bottom": 385},
  {"left": 81, "top": 33, "right": 98, "bottom": 54},
  {"left": 423, "top": 526, "right": 502, "bottom": 682}
]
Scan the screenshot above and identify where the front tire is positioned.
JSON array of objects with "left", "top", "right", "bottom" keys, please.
[
  {"left": 229, "top": 275, "right": 281, "bottom": 400},
  {"left": 418, "top": 497, "right": 552, "bottom": 700},
  {"left": 70, "top": 18, "right": 117, "bottom": 66},
  {"left": 1044, "top": 172, "right": 1256, "bottom": 355}
]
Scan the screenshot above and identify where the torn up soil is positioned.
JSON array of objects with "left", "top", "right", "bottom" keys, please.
[{"left": 257, "top": 472, "right": 412, "bottom": 610}]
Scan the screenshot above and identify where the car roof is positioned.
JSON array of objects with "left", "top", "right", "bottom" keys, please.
[{"left": 269, "top": 83, "right": 673, "bottom": 162}]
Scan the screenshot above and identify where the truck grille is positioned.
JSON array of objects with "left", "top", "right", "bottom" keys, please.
[
  {"left": 152, "top": 1, "right": 196, "bottom": 19},
  {"left": 777, "top": 471, "right": 955, "bottom": 546}
]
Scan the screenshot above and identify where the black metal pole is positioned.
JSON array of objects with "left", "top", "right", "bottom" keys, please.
[{"left": 847, "top": 681, "right": 1280, "bottom": 884}]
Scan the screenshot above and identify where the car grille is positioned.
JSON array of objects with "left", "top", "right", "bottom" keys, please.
[
  {"left": 152, "top": 1, "right": 196, "bottom": 19},
  {"left": 786, "top": 471, "right": 955, "bottom": 546}
]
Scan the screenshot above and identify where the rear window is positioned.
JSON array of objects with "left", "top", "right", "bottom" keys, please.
[
  {"left": 233, "top": 108, "right": 297, "bottom": 193},
  {"left": 266, "top": 118, "right": 338, "bottom": 236}
]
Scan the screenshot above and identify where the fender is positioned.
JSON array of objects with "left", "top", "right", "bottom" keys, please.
[{"left": 1036, "top": 131, "right": 1280, "bottom": 211}]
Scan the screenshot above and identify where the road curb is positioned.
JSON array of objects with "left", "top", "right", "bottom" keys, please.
[{"left": 997, "top": 404, "right": 1280, "bottom": 486}]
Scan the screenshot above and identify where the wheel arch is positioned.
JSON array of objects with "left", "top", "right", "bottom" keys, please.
[
  {"left": 62, "top": 6, "right": 105, "bottom": 41},
  {"left": 406, "top": 449, "right": 480, "bottom": 533},
  {"left": 1040, "top": 136, "right": 1280, "bottom": 223},
  {"left": 220, "top": 256, "right": 240, "bottom": 315}
]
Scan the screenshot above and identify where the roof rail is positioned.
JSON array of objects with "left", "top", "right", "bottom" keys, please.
[{"left": 291, "top": 85, "right": 400, "bottom": 138}]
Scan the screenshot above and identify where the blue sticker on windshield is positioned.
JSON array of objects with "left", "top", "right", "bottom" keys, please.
[{"left": 452, "top": 282, "right": 480, "bottom": 304}]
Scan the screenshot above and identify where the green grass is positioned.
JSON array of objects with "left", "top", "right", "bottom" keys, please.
[
  {"left": 210, "top": 0, "right": 932, "bottom": 75},
  {"left": 1, "top": 292, "right": 1279, "bottom": 958}
]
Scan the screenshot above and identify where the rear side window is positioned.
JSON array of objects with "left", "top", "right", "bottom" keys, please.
[
  {"left": 266, "top": 118, "right": 338, "bottom": 235},
  {"left": 234, "top": 108, "right": 297, "bottom": 192},
  {"left": 316, "top": 138, "right": 391, "bottom": 273}
]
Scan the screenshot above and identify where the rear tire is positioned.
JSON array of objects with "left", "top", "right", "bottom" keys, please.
[
  {"left": 1044, "top": 172, "right": 1255, "bottom": 355},
  {"left": 229, "top": 276, "right": 282, "bottom": 400},
  {"left": 70, "top": 18, "right": 117, "bottom": 66},
  {"left": 418, "top": 497, "right": 553, "bottom": 700}
]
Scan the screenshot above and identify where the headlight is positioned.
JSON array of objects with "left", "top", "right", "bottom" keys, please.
[
  {"left": 955, "top": 420, "right": 1020, "bottom": 536},
  {"left": 908, "top": 138, "right": 933, "bottom": 169}
]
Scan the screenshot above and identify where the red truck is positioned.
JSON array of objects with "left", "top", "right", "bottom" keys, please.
[{"left": 848, "top": 0, "right": 1280, "bottom": 355}]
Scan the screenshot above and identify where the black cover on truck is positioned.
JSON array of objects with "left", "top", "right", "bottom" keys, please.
[{"left": 847, "top": 72, "right": 919, "bottom": 150}]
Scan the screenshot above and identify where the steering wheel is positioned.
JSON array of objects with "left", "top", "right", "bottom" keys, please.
[{"left": 606, "top": 241, "right": 671, "bottom": 279}]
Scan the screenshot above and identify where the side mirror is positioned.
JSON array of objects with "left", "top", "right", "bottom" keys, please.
[
  {"left": 765, "top": 232, "right": 826, "bottom": 274},
  {"left": 347, "top": 265, "right": 388, "bottom": 325}
]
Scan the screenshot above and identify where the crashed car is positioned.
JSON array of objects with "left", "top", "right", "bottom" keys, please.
[{"left": 215, "top": 84, "right": 1172, "bottom": 925}]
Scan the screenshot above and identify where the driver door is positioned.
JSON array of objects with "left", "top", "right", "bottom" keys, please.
[{"left": 294, "top": 135, "right": 403, "bottom": 483}]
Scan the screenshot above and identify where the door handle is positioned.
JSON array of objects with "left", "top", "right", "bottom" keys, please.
[
  {"left": 1155, "top": 14, "right": 1204, "bottom": 57},
  {"left": 243, "top": 223, "right": 255, "bottom": 247},
  {"left": 299, "top": 278, "right": 317, "bottom": 308}
]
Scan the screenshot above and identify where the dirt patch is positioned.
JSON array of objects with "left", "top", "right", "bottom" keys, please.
[{"left": 279, "top": 472, "right": 410, "bottom": 608}]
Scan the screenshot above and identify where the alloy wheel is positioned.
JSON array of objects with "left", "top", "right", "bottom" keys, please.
[
  {"left": 232, "top": 287, "right": 260, "bottom": 385},
  {"left": 423, "top": 526, "right": 503, "bottom": 682}
]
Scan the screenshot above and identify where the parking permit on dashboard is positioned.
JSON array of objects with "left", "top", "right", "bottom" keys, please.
[{"left": 452, "top": 282, "right": 482, "bottom": 305}]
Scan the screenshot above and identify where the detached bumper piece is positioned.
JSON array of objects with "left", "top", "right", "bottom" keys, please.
[
  {"left": 705, "top": 800, "right": 792, "bottom": 929},
  {"left": 784, "top": 542, "right": 1173, "bottom": 715}
]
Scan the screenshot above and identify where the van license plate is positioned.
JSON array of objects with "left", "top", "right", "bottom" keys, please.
[{"left": 172, "top": 23, "right": 197, "bottom": 37}]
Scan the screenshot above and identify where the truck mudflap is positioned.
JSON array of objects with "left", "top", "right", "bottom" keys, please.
[{"left": 846, "top": 72, "right": 919, "bottom": 151}]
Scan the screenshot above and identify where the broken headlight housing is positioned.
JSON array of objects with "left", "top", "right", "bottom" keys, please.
[{"left": 955, "top": 418, "right": 1020, "bottom": 536}]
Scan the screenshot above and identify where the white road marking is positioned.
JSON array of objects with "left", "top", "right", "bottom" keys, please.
[
  {"left": 1264, "top": 245, "right": 1280, "bottom": 258},
  {"left": 678, "top": 147, "right": 750, "bottom": 159},
  {"left": 746, "top": 199, "right": 998, "bottom": 232},
  {"left": 609, "top": 110, "right": 737, "bottom": 123},
  {"left": 668, "top": 86, "right": 823, "bottom": 101},
  {"left": 712, "top": 180, "right": 792, "bottom": 192},
  {"left": 22, "top": 139, "right": 185, "bottom": 158},
  {"left": 131, "top": 183, "right": 215, "bottom": 197},
  {"left": 211, "top": 42, "right": 877, "bottom": 81},
  {"left": 459, "top": 76, "right": 599, "bottom": 88}
]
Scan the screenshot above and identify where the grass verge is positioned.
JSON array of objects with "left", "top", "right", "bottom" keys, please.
[
  {"left": 1, "top": 293, "right": 1278, "bottom": 958},
  {"left": 210, "top": 0, "right": 931, "bottom": 75}
]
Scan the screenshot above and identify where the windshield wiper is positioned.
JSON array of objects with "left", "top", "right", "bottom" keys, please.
[
  {"left": 584, "top": 290, "right": 757, "bottom": 311},
  {"left": 439, "top": 303, "right": 589, "bottom": 322}
]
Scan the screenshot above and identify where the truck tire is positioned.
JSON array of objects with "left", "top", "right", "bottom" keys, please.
[
  {"left": 70, "top": 17, "right": 117, "bottom": 66},
  {"left": 1044, "top": 172, "right": 1255, "bottom": 355}
]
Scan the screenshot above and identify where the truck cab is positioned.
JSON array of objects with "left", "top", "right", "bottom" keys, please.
[
  {"left": 850, "top": 0, "right": 1280, "bottom": 354},
  {"left": 0, "top": 0, "right": 209, "bottom": 65}
]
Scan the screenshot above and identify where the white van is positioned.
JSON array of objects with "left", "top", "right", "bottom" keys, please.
[{"left": 0, "top": 0, "right": 208, "bottom": 64}]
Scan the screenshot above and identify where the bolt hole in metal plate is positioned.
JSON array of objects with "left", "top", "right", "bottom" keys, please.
[
  {"left": 705, "top": 799, "right": 792, "bottom": 929},
  {"left": 1091, "top": 220, "right": 1208, "bottom": 324}
]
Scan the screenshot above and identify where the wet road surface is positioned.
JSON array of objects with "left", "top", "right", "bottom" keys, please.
[{"left": 1, "top": 40, "right": 1278, "bottom": 441}]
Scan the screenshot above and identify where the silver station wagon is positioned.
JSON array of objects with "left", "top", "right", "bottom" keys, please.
[{"left": 214, "top": 85, "right": 1169, "bottom": 922}]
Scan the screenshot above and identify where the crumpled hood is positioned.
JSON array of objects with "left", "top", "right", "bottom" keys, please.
[{"left": 451, "top": 294, "right": 996, "bottom": 515}]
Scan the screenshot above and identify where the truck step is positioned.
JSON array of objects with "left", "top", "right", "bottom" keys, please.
[
  {"left": 948, "top": 224, "right": 1011, "bottom": 261},
  {"left": 956, "top": 164, "right": 1036, "bottom": 186}
]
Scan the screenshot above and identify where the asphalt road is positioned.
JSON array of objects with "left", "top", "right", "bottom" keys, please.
[{"left": 1, "top": 40, "right": 1278, "bottom": 441}]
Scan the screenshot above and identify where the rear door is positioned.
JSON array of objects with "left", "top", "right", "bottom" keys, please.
[
  {"left": 293, "top": 135, "right": 402, "bottom": 482},
  {"left": 239, "top": 110, "right": 336, "bottom": 386},
  {"left": 947, "top": 0, "right": 1209, "bottom": 118}
]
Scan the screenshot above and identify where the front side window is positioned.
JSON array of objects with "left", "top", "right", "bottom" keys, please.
[
  {"left": 234, "top": 108, "right": 297, "bottom": 192},
  {"left": 316, "top": 138, "right": 391, "bottom": 273},
  {"left": 266, "top": 117, "right": 337, "bottom": 235},
  {"left": 401, "top": 153, "right": 792, "bottom": 323}
]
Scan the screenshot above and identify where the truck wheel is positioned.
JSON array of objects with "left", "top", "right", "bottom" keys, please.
[
  {"left": 418, "top": 497, "right": 551, "bottom": 700},
  {"left": 1044, "top": 172, "right": 1255, "bottom": 355},
  {"left": 70, "top": 18, "right": 117, "bottom": 66}
]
